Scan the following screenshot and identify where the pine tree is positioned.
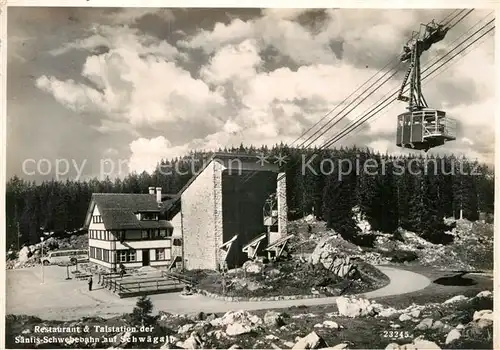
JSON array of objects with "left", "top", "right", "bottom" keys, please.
[
  {"left": 130, "top": 295, "right": 156, "bottom": 327},
  {"left": 323, "top": 160, "right": 359, "bottom": 243}
]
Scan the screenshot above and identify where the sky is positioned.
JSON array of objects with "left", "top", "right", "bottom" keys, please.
[{"left": 7, "top": 7, "right": 496, "bottom": 181}]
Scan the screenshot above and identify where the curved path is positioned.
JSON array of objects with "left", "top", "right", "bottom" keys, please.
[{"left": 7, "top": 266, "right": 431, "bottom": 320}]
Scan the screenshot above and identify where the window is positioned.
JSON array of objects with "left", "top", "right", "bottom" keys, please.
[
  {"left": 141, "top": 230, "right": 149, "bottom": 239},
  {"left": 118, "top": 250, "right": 136, "bottom": 262},
  {"left": 140, "top": 212, "right": 158, "bottom": 221},
  {"left": 155, "top": 249, "right": 165, "bottom": 260},
  {"left": 160, "top": 228, "right": 173, "bottom": 238},
  {"left": 92, "top": 215, "right": 103, "bottom": 224},
  {"left": 96, "top": 248, "right": 102, "bottom": 260}
]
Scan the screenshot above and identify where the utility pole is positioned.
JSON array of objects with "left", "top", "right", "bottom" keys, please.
[
  {"left": 17, "top": 221, "right": 20, "bottom": 252},
  {"left": 40, "top": 237, "right": 45, "bottom": 284}
]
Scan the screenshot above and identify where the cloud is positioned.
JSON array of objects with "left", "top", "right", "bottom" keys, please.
[
  {"left": 107, "top": 8, "right": 174, "bottom": 25},
  {"left": 49, "top": 25, "right": 179, "bottom": 58},
  {"left": 260, "top": 8, "right": 312, "bottom": 20},
  {"left": 34, "top": 8, "right": 495, "bottom": 174},
  {"left": 200, "top": 39, "right": 262, "bottom": 85},
  {"left": 37, "top": 26, "right": 226, "bottom": 130},
  {"left": 128, "top": 136, "right": 189, "bottom": 173},
  {"left": 177, "top": 18, "right": 255, "bottom": 53}
]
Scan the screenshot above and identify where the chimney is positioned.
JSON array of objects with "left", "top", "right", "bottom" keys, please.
[
  {"left": 156, "top": 187, "right": 162, "bottom": 204},
  {"left": 148, "top": 187, "right": 155, "bottom": 195}
]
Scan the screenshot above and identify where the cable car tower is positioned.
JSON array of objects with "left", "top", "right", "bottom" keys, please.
[{"left": 396, "top": 20, "right": 457, "bottom": 151}]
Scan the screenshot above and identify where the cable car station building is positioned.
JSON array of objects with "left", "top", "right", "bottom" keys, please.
[{"left": 84, "top": 153, "right": 289, "bottom": 272}]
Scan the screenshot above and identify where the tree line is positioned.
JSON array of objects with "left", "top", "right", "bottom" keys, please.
[{"left": 5, "top": 145, "right": 494, "bottom": 250}]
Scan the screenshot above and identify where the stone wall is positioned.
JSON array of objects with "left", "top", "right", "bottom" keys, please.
[
  {"left": 182, "top": 160, "right": 224, "bottom": 270},
  {"left": 277, "top": 172, "right": 288, "bottom": 236},
  {"left": 213, "top": 160, "right": 225, "bottom": 270}
]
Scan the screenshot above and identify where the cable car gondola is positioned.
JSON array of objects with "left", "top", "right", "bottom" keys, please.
[{"left": 396, "top": 20, "right": 456, "bottom": 152}]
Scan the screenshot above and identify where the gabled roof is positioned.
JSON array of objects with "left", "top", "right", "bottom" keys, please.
[
  {"left": 93, "top": 193, "right": 162, "bottom": 211},
  {"left": 84, "top": 193, "right": 173, "bottom": 230},
  {"left": 164, "top": 152, "right": 280, "bottom": 214}
]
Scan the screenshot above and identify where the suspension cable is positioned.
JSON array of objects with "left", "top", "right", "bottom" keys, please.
[
  {"left": 350, "top": 29, "right": 494, "bottom": 142},
  {"left": 348, "top": 13, "right": 494, "bottom": 141},
  {"left": 322, "top": 21, "right": 494, "bottom": 149},
  {"left": 293, "top": 57, "right": 401, "bottom": 148},
  {"left": 325, "top": 11, "right": 492, "bottom": 144},
  {"left": 290, "top": 9, "right": 461, "bottom": 149},
  {"left": 294, "top": 9, "right": 461, "bottom": 151}
]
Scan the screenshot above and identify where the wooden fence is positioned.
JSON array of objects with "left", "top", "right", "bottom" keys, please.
[{"left": 99, "top": 272, "right": 186, "bottom": 298}]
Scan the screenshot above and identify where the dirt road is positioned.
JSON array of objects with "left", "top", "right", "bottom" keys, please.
[{"left": 6, "top": 265, "right": 431, "bottom": 320}]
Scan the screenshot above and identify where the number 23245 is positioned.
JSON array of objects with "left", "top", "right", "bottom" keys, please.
[{"left": 382, "top": 331, "right": 411, "bottom": 339}]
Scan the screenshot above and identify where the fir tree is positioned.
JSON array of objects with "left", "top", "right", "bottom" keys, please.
[{"left": 130, "top": 295, "right": 156, "bottom": 328}]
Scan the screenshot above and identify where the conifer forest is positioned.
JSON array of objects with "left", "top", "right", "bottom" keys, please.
[{"left": 5, "top": 145, "right": 494, "bottom": 250}]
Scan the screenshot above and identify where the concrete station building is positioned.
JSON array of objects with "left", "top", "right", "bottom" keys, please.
[{"left": 84, "top": 153, "right": 288, "bottom": 272}]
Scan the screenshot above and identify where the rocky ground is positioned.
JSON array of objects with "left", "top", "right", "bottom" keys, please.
[
  {"left": 288, "top": 215, "right": 494, "bottom": 272},
  {"left": 5, "top": 214, "right": 494, "bottom": 349},
  {"left": 6, "top": 289, "right": 493, "bottom": 349},
  {"left": 183, "top": 249, "right": 389, "bottom": 299}
]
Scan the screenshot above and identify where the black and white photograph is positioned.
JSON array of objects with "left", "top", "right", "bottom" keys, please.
[{"left": 3, "top": 4, "right": 497, "bottom": 349}]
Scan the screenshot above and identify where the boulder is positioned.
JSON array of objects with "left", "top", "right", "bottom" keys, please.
[
  {"left": 336, "top": 296, "right": 372, "bottom": 318},
  {"left": 292, "top": 331, "right": 326, "bottom": 349},
  {"left": 264, "top": 311, "right": 285, "bottom": 328},
  {"left": 473, "top": 309, "right": 493, "bottom": 322},
  {"left": 322, "top": 320, "right": 340, "bottom": 329},
  {"left": 443, "top": 295, "right": 468, "bottom": 305},
  {"left": 178, "top": 324, "right": 194, "bottom": 335},
  {"left": 378, "top": 307, "right": 398, "bottom": 318},
  {"left": 210, "top": 310, "right": 262, "bottom": 328},
  {"left": 265, "top": 335, "right": 280, "bottom": 340},
  {"left": 243, "top": 260, "right": 264, "bottom": 274},
  {"left": 18, "top": 246, "right": 30, "bottom": 263},
  {"left": 181, "top": 332, "right": 202, "bottom": 349},
  {"left": 226, "top": 322, "right": 253, "bottom": 336},
  {"left": 246, "top": 280, "right": 264, "bottom": 291},
  {"left": 411, "top": 339, "right": 440, "bottom": 349},
  {"left": 385, "top": 343, "right": 400, "bottom": 350},
  {"left": 431, "top": 320, "right": 444, "bottom": 330},
  {"left": 309, "top": 237, "right": 361, "bottom": 278},
  {"left": 414, "top": 318, "right": 433, "bottom": 331},
  {"left": 399, "top": 314, "right": 412, "bottom": 322},
  {"left": 445, "top": 329, "right": 461, "bottom": 345},
  {"left": 475, "top": 290, "right": 492, "bottom": 299},
  {"left": 409, "top": 310, "right": 421, "bottom": 318},
  {"left": 193, "top": 321, "right": 211, "bottom": 333}
]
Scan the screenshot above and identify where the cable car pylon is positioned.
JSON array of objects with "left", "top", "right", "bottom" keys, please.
[{"left": 396, "top": 20, "right": 457, "bottom": 152}]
